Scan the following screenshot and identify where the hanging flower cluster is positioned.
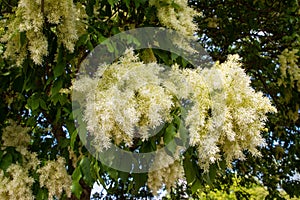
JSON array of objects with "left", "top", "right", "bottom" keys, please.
[
  {"left": 37, "top": 157, "right": 72, "bottom": 199},
  {"left": 278, "top": 48, "right": 300, "bottom": 90},
  {"left": 74, "top": 49, "right": 276, "bottom": 194},
  {"left": 147, "top": 151, "right": 184, "bottom": 195},
  {"left": 74, "top": 50, "right": 174, "bottom": 152},
  {"left": 0, "top": 120, "right": 72, "bottom": 200},
  {"left": 149, "top": 0, "right": 199, "bottom": 37},
  {"left": 1, "top": 0, "right": 85, "bottom": 65}
]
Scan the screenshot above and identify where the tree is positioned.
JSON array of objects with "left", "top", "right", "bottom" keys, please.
[
  {"left": 0, "top": 0, "right": 297, "bottom": 200},
  {"left": 191, "top": 0, "right": 300, "bottom": 199}
]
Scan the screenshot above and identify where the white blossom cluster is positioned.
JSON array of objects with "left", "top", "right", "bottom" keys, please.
[
  {"left": 147, "top": 151, "right": 184, "bottom": 195},
  {"left": 74, "top": 49, "right": 174, "bottom": 151},
  {"left": 75, "top": 50, "right": 275, "bottom": 194},
  {"left": 184, "top": 55, "right": 276, "bottom": 170},
  {"left": 0, "top": 120, "right": 72, "bottom": 199},
  {"left": 0, "top": 164, "right": 35, "bottom": 200},
  {"left": 37, "top": 157, "right": 72, "bottom": 199},
  {"left": 149, "top": 0, "right": 199, "bottom": 37},
  {"left": 1, "top": 0, "right": 85, "bottom": 65}
]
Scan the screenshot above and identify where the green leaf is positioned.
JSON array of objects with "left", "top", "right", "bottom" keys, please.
[
  {"left": 53, "top": 62, "right": 65, "bottom": 78},
  {"left": 71, "top": 181, "right": 82, "bottom": 199},
  {"left": 80, "top": 157, "right": 94, "bottom": 187},
  {"left": 0, "top": 153, "right": 13, "bottom": 171},
  {"left": 72, "top": 167, "right": 82, "bottom": 182},
  {"left": 165, "top": 139, "right": 177, "bottom": 157},
  {"left": 191, "top": 179, "right": 202, "bottom": 194},
  {"left": 27, "top": 94, "right": 40, "bottom": 110},
  {"left": 132, "top": 173, "right": 147, "bottom": 193},
  {"left": 20, "top": 31, "right": 26, "bottom": 47},
  {"left": 108, "top": 0, "right": 118, "bottom": 7},
  {"left": 164, "top": 124, "right": 176, "bottom": 144},
  {"left": 51, "top": 78, "right": 63, "bottom": 96},
  {"left": 70, "top": 130, "right": 78, "bottom": 149},
  {"left": 36, "top": 188, "right": 48, "bottom": 200},
  {"left": 77, "top": 33, "right": 89, "bottom": 46},
  {"left": 124, "top": 0, "right": 130, "bottom": 8},
  {"left": 39, "top": 99, "right": 48, "bottom": 110},
  {"left": 171, "top": 52, "right": 179, "bottom": 61},
  {"left": 183, "top": 155, "right": 196, "bottom": 185}
]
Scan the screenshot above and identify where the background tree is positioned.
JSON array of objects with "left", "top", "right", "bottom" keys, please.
[
  {"left": 191, "top": 0, "right": 300, "bottom": 199},
  {"left": 0, "top": 0, "right": 298, "bottom": 200}
]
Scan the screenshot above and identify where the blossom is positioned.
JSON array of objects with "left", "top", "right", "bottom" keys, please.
[
  {"left": 183, "top": 54, "right": 276, "bottom": 171},
  {"left": 149, "top": 0, "right": 199, "bottom": 37},
  {"left": 1, "top": 120, "right": 31, "bottom": 148},
  {"left": 1, "top": 0, "right": 85, "bottom": 65},
  {"left": 37, "top": 156, "right": 72, "bottom": 199},
  {"left": 75, "top": 50, "right": 276, "bottom": 189},
  {"left": 147, "top": 150, "right": 184, "bottom": 195},
  {"left": 0, "top": 164, "right": 34, "bottom": 200},
  {"left": 74, "top": 49, "right": 174, "bottom": 151}
]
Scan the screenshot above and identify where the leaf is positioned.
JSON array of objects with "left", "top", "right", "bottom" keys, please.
[
  {"left": 191, "top": 179, "right": 202, "bottom": 194},
  {"left": 171, "top": 52, "right": 179, "bottom": 61},
  {"left": 39, "top": 99, "right": 47, "bottom": 110},
  {"left": 36, "top": 188, "right": 48, "bottom": 200},
  {"left": 53, "top": 62, "right": 65, "bottom": 78},
  {"left": 124, "top": 0, "right": 130, "bottom": 8},
  {"left": 72, "top": 167, "right": 82, "bottom": 182},
  {"left": 27, "top": 94, "right": 40, "bottom": 110},
  {"left": 76, "top": 33, "right": 89, "bottom": 46},
  {"left": 183, "top": 154, "right": 196, "bottom": 185},
  {"left": 165, "top": 139, "right": 177, "bottom": 157},
  {"left": 0, "top": 153, "right": 13, "bottom": 171},
  {"left": 51, "top": 78, "right": 63, "bottom": 96},
  {"left": 164, "top": 124, "right": 176, "bottom": 144},
  {"left": 70, "top": 130, "right": 78, "bottom": 149},
  {"left": 108, "top": 0, "right": 118, "bottom": 7},
  {"left": 71, "top": 181, "right": 82, "bottom": 199},
  {"left": 80, "top": 157, "right": 94, "bottom": 187},
  {"left": 132, "top": 173, "right": 147, "bottom": 193},
  {"left": 19, "top": 31, "right": 26, "bottom": 47}
]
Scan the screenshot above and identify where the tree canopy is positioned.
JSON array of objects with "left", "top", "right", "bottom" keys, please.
[{"left": 0, "top": 0, "right": 299, "bottom": 199}]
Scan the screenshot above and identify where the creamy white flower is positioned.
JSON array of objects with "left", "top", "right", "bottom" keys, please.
[{"left": 37, "top": 157, "right": 72, "bottom": 199}]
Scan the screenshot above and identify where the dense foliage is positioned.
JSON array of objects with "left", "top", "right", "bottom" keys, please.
[
  {"left": 0, "top": 0, "right": 299, "bottom": 199},
  {"left": 192, "top": 0, "right": 300, "bottom": 199}
]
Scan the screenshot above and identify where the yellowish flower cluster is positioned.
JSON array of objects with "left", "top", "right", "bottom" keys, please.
[
  {"left": 205, "top": 17, "right": 219, "bottom": 28},
  {"left": 171, "top": 55, "right": 276, "bottom": 171},
  {"left": 75, "top": 50, "right": 275, "bottom": 193},
  {"left": 37, "top": 157, "right": 72, "bottom": 199},
  {"left": 74, "top": 49, "right": 174, "bottom": 151},
  {"left": 1, "top": 0, "right": 84, "bottom": 65},
  {"left": 0, "top": 121, "right": 37, "bottom": 199},
  {"left": 278, "top": 48, "right": 300, "bottom": 91},
  {"left": 147, "top": 151, "right": 184, "bottom": 195},
  {"left": 199, "top": 55, "right": 276, "bottom": 170},
  {"left": 1, "top": 120, "right": 31, "bottom": 149},
  {"left": 0, "top": 164, "right": 34, "bottom": 200},
  {"left": 149, "top": 0, "right": 199, "bottom": 36},
  {"left": 0, "top": 120, "right": 72, "bottom": 199}
]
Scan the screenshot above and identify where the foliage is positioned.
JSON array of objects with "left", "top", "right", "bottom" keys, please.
[
  {"left": 192, "top": 0, "right": 300, "bottom": 199},
  {"left": 0, "top": 0, "right": 298, "bottom": 199}
]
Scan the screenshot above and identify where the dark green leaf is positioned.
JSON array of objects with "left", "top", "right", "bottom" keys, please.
[
  {"left": 0, "top": 153, "right": 13, "bottom": 171},
  {"left": 53, "top": 62, "right": 65, "bottom": 78},
  {"left": 80, "top": 157, "right": 94, "bottom": 187}
]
